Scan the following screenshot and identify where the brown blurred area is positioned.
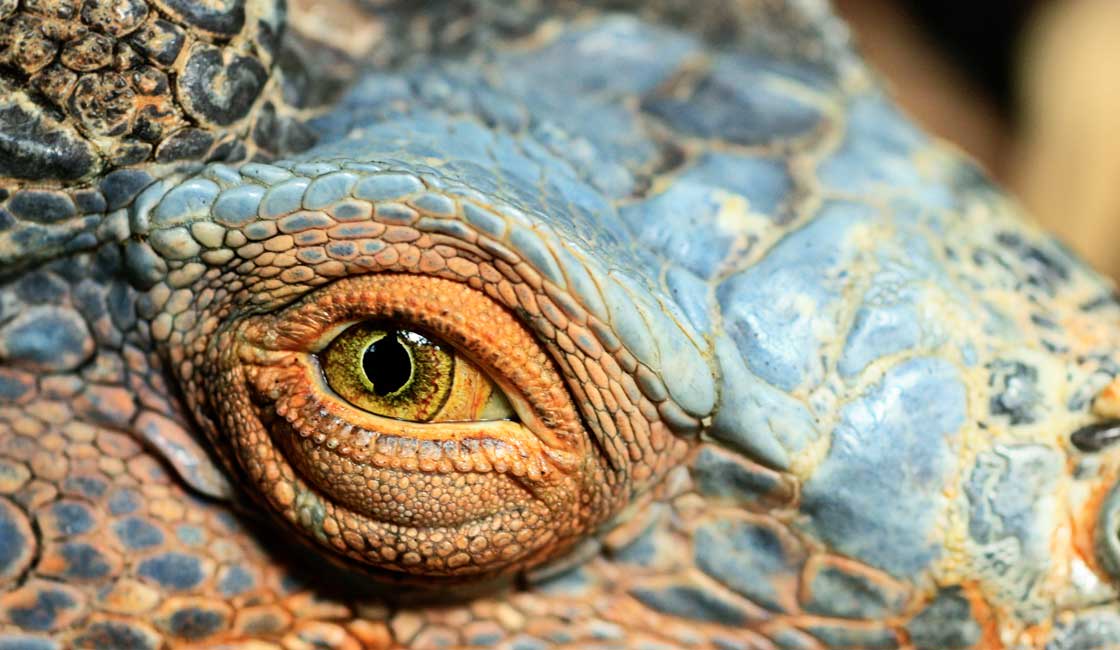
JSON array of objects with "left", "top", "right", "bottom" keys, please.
[{"left": 834, "top": 0, "right": 1120, "bottom": 281}]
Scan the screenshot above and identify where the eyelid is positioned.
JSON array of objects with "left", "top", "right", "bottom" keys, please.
[
  {"left": 269, "top": 298, "right": 537, "bottom": 428},
  {"left": 309, "top": 357, "right": 568, "bottom": 457},
  {"left": 299, "top": 349, "right": 569, "bottom": 453},
  {"left": 208, "top": 272, "right": 627, "bottom": 576},
  {"left": 240, "top": 273, "right": 586, "bottom": 449}
]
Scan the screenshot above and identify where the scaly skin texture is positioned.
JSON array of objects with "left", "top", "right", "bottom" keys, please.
[{"left": 3, "top": 1, "right": 1120, "bottom": 649}]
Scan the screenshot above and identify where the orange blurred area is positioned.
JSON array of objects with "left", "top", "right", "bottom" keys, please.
[{"left": 835, "top": 0, "right": 1120, "bottom": 281}]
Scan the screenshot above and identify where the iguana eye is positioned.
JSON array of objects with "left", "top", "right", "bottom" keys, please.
[
  {"left": 202, "top": 273, "right": 610, "bottom": 578},
  {"left": 320, "top": 322, "right": 515, "bottom": 422}
]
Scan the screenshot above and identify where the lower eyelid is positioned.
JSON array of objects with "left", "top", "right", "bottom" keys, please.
[
  {"left": 251, "top": 354, "right": 578, "bottom": 460},
  {"left": 265, "top": 362, "right": 576, "bottom": 477}
]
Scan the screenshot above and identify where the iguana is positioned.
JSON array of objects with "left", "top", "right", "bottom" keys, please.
[{"left": 1, "top": 1, "right": 1119, "bottom": 648}]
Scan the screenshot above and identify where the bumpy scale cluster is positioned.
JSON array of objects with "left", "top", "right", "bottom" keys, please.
[{"left": 0, "top": 0, "right": 290, "bottom": 183}]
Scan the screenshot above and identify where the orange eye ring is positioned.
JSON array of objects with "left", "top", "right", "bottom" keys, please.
[{"left": 205, "top": 273, "right": 617, "bottom": 578}]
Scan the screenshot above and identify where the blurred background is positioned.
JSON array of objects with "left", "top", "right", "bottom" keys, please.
[{"left": 833, "top": 0, "right": 1120, "bottom": 280}]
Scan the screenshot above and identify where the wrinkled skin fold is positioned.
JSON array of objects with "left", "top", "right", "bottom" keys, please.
[{"left": 2, "top": 1, "right": 1120, "bottom": 649}]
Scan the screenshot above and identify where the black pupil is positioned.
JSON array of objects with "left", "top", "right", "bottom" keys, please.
[{"left": 362, "top": 333, "right": 412, "bottom": 396}]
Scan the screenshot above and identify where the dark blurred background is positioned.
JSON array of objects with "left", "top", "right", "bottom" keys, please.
[{"left": 834, "top": 0, "right": 1120, "bottom": 279}]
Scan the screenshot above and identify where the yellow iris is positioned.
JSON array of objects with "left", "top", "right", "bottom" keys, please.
[{"left": 321, "top": 322, "right": 515, "bottom": 422}]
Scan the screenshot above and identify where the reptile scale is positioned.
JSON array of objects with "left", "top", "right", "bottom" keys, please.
[{"left": 1, "top": 1, "right": 1119, "bottom": 648}]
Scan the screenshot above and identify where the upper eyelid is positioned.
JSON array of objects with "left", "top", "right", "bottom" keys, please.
[{"left": 146, "top": 166, "right": 711, "bottom": 435}]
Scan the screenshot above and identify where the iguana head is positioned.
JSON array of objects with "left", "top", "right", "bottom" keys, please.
[{"left": 3, "top": 2, "right": 1120, "bottom": 649}]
